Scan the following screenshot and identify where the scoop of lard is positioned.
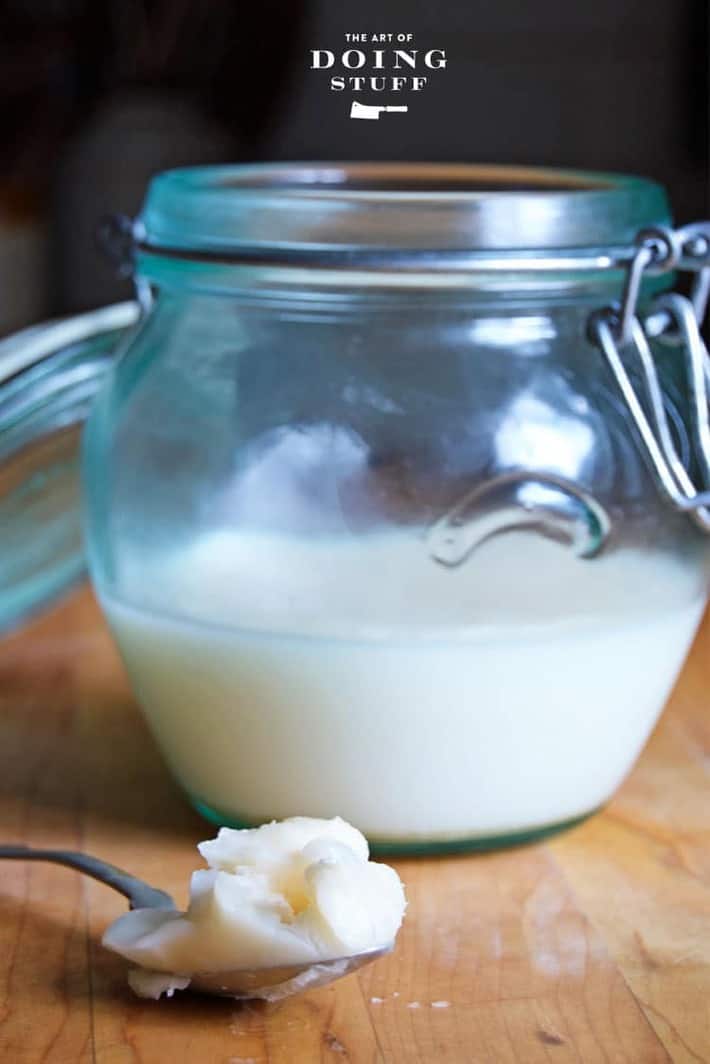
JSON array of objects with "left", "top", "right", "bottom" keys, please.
[{"left": 102, "top": 816, "right": 406, "bottom": 999}]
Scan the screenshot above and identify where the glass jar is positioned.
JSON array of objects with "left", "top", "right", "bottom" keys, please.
[{"left": 3, "top": 163, "right": 710, "bottom": 852}]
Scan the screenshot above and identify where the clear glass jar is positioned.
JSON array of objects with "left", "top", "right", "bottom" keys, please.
[{"left": 4, "top": 163, "right": 710, "bottom": 851}]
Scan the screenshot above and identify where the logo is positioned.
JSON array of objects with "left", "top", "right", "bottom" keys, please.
[{"left": 309, "top": 32, "right": 447, "bottom": 119}]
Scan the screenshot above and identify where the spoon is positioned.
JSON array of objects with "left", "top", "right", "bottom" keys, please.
[{"left": 0, "top": 845, "right": 391, "bottom": 999}]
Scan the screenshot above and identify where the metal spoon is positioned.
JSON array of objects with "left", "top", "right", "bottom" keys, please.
[{"left": 0, "top": 845, "right": 391, "bottom": 999}]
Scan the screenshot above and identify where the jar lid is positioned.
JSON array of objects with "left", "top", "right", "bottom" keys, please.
[
  {"left": 0, "top": 302, "right": 138, "bottom": 631},
  {"left": 137, "top": 162, "right": 671, "bottom": 260}
]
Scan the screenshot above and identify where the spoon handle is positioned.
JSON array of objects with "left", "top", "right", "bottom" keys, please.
[{"left": 0, "top": 845, "right": 175, "bottom": 910}]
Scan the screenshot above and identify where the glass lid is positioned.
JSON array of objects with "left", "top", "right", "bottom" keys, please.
[{"left": 0, "top": 303, "right": 138, "bottom": 631}]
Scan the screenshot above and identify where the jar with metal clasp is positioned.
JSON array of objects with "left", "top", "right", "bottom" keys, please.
[{"left": 2, "top": 163, "right": 710, "bottom": 852}]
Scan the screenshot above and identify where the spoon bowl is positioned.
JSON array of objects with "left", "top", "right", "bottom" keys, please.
[{"left": 189, "top": 945, "right": 390, "bottom": 1000}]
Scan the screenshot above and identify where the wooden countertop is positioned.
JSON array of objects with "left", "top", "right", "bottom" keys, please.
[{"left": 1, "top": 586, "right": 709, "bottom": 1063}]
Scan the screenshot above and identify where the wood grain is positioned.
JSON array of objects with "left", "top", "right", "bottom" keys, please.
[{"left": 0, "top": 586, "right": 708, "bottom": 1063}]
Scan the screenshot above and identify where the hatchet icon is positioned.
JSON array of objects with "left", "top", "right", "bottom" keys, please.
[{"left": 350, "top": 100, "right": 409, "bottom": 120}]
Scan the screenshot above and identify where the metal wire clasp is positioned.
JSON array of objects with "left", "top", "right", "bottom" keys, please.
[
  {"left": 587, "top": 219, "right": 710, "bottom": 531},
  {"left": 608, "top": 222, "right": 710, "bottom": 347},
  {"left": 611, "top": 227, "right": 678, "bottom": 344},
  {"left": 589, "top": 289, "right": 710, "bottom": 531}
]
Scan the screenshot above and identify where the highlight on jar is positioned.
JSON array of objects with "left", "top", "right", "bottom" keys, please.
[{"left": 2, "top": 162, "right": 710, "bottom": 863}]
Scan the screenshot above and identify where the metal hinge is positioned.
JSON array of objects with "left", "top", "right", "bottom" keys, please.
[{"left": 588, "top": 222, "right": 710, "bottom": 530}]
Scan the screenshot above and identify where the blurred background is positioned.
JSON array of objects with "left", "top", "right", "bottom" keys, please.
[{"left": 0, "top": 0, "right": 707, "bottom": 334}]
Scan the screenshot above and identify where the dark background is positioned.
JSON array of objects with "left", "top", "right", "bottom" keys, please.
[{"left": 0, "top": 0, "right": 707, "bottom": 331}]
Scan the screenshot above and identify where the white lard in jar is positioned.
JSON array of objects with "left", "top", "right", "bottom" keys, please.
[{"left": 101, "top": 527, "right": 705, "bottom": 844}]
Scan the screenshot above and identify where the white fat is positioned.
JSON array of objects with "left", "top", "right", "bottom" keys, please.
[{"left": 103, "top": 816, "right": 406, "bottom": 997}]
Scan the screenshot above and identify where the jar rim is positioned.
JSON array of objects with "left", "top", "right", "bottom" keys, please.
[{"left": 137, "top": 161, "right": 671, "bottom": 263}]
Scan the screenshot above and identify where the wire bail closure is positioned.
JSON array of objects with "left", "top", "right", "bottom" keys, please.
[{"left": 588, "top": 221, "right": 710, "bottom": 531}]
